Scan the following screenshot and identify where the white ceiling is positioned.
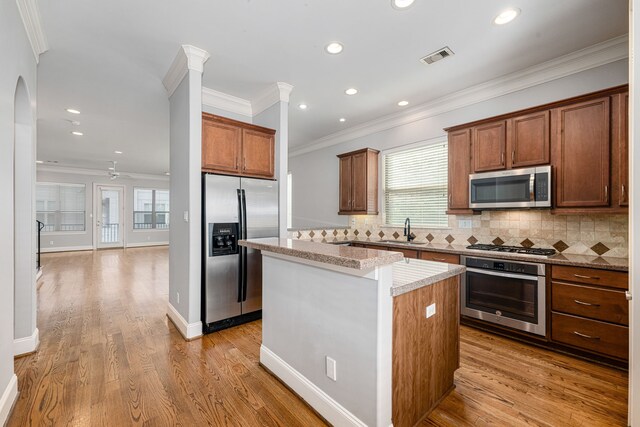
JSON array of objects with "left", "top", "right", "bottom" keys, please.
[{"left": 36, "top": 0, "right": 628, "bottom": 175}]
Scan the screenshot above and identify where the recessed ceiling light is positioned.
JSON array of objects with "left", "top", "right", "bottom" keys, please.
[
  {"left": 339, "top": 118, "right": 346, "bottom": 122},
  {"left": 66, "top": 108, "right": 81, "bottom": 114},
  {"left": 325, "top": 42, "right": 344, "bottom": 54},
  {"left": 398, "top": 100, "right": 409, "bottom": 106},
  {"left": 71, "top": 131, "right": 83, "bottom": 136},
  {"left": 165, "top": 172, "right": 171, "bottom": 176},
  {"left": 35, "top": 160, "right": 44, "bottom": 164},
  {"left": 345, "top": 88, "right": 358, "bottom": 95},
  {"left": 298, "top": 103, "right": 308, "bottom": 110},
  {"left": 493, "top": 8, "right": 520, "bottom": 25},
  {"left": 391, "top": 0, "right": 415, "bottom": 10},
  {"left": 114, "top": 150, "right": 123, "bottom": 154}
]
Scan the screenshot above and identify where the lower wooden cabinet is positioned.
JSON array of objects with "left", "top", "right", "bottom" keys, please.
[
  {"left": 419, "top": 251, "right": 459, "bottom": 264},
  {"left": 550, "top": 265, "right": 628, "bottom": 361},
  {"left": 388, "top": 247, "right": 419, "bottom": 259}
]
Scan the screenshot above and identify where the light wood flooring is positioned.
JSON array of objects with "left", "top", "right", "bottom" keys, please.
[{"left": 9, "top": 247, "right": 628, "bottom": 426}]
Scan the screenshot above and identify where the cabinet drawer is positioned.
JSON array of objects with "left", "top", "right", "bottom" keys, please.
[
  {"left": 419, "top": 251, "right": 459, "bottom": 264},
  {"left": 551, "top": 312, "right": 628, "bottom": 360},
  {"left": 551, "top": 282, "right": 628, "bottom": 325},
  {"left": 551, "top": 265, "right": 627, "bottom": 290},
  {"left": 388, "top": 248, "right": 419, "bottom": 259}
]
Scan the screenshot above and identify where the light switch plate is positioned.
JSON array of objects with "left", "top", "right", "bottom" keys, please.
[
  {"left": 183, "top": 211, "right": 189, "bottom": 222},
  {"left": 426, "top": 303, "right": 436, "bottom": 318},
  {"left": 458, "top": 219, "right": 472, "bottom": 229},
  {"left": 326, "top": 356, "right": 337, "bottom": 381}
]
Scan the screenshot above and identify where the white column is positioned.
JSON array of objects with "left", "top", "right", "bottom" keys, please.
[{"left": 163, "top": 45, "right": 210, "bottom": 339}]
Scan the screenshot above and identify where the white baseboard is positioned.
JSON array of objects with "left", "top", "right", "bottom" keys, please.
[
  {"left": 14, "top": 327, "right": 39, "bottom": 356},
  {"left": 126, "top": 241, "right": 169, "bottom": 248},
  {"left": 0, "top": 374, "right": 18, "bottom": 426},
  {"left": 41, "top": 245, "right": 93, "bottom": 253},
  {"left": 260, "top": 345, "right": 368, "bottom": 427},
  {"left": 167, "top": 303, "right": 202, "bottom": 340}
]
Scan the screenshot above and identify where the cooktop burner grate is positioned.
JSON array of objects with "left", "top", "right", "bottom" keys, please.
[{"left": 466, "top": 243, "right": 556, "bottom": 257}]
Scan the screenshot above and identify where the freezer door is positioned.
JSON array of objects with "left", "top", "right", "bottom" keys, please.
[
  {"left": 204, "top": 174, "right": 242, "bottom": 324},
  {"left": 241, "top": 178, "right": 279, "bottom": 314}
]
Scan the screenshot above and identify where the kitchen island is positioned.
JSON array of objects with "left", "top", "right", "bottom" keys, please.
[{"left": 239, "top": 238, "right": 465, "bottom": 427}]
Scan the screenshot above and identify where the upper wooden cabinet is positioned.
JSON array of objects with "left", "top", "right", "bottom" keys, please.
[
  {"left": 202, "top": 113, "right": 276, "bottom": 179},
  {"left": 472, "top": 121, "right": 507, "bottom": 172},
  {"left": 337, "top": 148, "right": 379, "bottom": 215},
  {"left": 551, "top": 97, "right": 610, "bottom": 208},
  {"left": 508, "top": 111, "right": 550, "bottom": 168},
  {"left": 447, "top": 129, "right": 472, "bottom": 214},
  {"left": 612, "top": 92, "right": 629, "bottom": 208}
]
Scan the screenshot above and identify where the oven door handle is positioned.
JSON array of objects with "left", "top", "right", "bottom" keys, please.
[{"left": 466, "top": 267, "right": 539, "bottom": 281}]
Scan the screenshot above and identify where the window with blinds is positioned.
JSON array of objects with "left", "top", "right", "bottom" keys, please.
[
  {"left": 133, "top": 188, "right": 170, "bottom": 229},
  {"left": 36, "top": 183, "right": 86, "bottom": 232},
  {"left": 383, "top": 142, "right": 448, "bottom": 228}
]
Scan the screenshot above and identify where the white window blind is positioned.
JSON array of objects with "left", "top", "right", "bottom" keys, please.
[
  {"left": 134, "top": 188, "right": 170, "bottom": 229},
  {"left": 383, "top": 142, "right": 448, "bottom": 227},
  {"left": 36, "top": 183, "right": 86, "bottom": 232}
]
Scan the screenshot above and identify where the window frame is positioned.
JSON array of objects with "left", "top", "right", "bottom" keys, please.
[
  {"left": 132, "top": 188, "right": 170, "bottom": 231},
  {"left": 381, "top": 138, "right": 450, "bottom": 229},
  {"left": 36, "top": 182, "right": 87, "bottom": 234}
]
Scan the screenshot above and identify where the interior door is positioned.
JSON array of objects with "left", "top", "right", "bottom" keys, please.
[
  {"left": 96, "top": 186, "right": 124, "bottom": 248},
  {"left": 241, "top": 177, "right": 278, "bottom": 314}
]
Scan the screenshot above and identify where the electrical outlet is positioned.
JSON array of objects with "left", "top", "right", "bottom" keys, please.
[
  {"left": 458, "top": 219, "right": 472, "bottom": 229},
  {"left": 176, "top": 292, "right": 180, "bottom": 304},
  {"left": 49, "top": 240, "right": 53, "bottom": 245},
  {"left": 426, "top": 303, "right": 436, "bottom": 318},
  {"left": 326, "top": 356, "right": 337, "bottom": 381}
]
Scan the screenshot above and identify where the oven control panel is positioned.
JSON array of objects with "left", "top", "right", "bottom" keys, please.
[{"left": 464, "top": 257, "right": 541, "bottom": 276}]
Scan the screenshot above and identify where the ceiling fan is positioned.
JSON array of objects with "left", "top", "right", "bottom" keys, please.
[{"left": 108, "top": 161, "right": 130, "bottom": 180}]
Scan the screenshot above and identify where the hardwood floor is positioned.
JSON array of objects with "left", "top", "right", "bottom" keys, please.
[{"left": 9, "top": 248, "right": 628, "bottom": 426}]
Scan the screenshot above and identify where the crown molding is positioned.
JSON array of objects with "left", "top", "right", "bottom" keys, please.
[
  {"left": 202, "top": 87, "right": 252, "bottom": 117},
  {"left": 37, "top": 164, "right": 170, "bottom": 181},
  {"left": 16, "top": 0, "right": 49, "bottom": 63},
  {"left": 290, "top": 34, "right": 629, "bottom": 157},
  {"left": 163, "top": 45, "right": 210, "bottom": 97},
  {"left": 252, "top": 82, "right": 294, "bottom": 116}
]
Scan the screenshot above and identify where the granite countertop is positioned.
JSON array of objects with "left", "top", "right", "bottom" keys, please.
[
  {"left": 391, "top": 258, "right": 465, "bottom": 297},
  {"left": 321, "top": 238, "right": 628, "bottom": 272},
  {"left": 239, "top": 238, "right": 403, "bottom": 270}
]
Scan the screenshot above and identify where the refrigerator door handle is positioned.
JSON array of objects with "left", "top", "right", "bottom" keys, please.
[
  {"left": 237, "top": 189, "right": 243, "bottom": 303},
  {"left": 241, "top": 189, "right": 248, "bottom": 301}
]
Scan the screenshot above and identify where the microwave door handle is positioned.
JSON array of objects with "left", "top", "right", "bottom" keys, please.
[
  {"left": 530, "top": 173, "right": 535, "bottom": 202},
  {"left": 466, "top": 267, "right": 539, "bottom": 282}
]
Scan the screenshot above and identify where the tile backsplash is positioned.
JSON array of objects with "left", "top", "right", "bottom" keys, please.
[{"left": 289, "top": 211, "right": 628, "bottom": 258}]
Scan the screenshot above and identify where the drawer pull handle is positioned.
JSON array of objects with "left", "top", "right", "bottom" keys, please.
[
  {"left": 573, "top": 274, "right": 599, "bottom": 280},
  {"left": 432, "top": 258, "right": 447, "bottom": 261},
  {"left": 573, "top": 331, "right": 600, "bottom": 340},
  {"left": 574, "top": 299, "right": 600, "bottom": 307}
]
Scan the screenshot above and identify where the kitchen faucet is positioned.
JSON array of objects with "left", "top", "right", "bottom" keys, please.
[{"left": 404, "top": 217, "right": 415, "bottom": 242}]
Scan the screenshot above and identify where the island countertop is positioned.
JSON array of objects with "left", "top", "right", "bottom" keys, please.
[
  {"left": 239, "top": 237, "right": 403, "bottom": 270},
  {"left": 391, "top": 258, "right": 465, "bottom": 297}
]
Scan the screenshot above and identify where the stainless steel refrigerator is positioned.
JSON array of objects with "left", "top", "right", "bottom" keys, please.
[{"left": 202, "top": 174, "right": 279, "bottom": 333}]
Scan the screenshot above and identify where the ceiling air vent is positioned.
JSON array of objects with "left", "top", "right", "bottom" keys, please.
[{"left": 420, "top": 46, "right": 455, "bottom": 65}]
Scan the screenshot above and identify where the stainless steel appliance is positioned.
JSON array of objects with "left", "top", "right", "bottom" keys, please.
[
  {"left": 461, "top": 255, "right": 546, "bottom": 336},
  {"left": 202, "top": 174, "right": 278, "bottom": 333},
  {"left": 469, "top": 165, "right": 551, "bottom": 209}
]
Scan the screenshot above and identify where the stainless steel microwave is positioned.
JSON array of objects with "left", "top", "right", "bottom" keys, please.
[{"left": 469, "top": 165, "right": 551, "bottom": 209}]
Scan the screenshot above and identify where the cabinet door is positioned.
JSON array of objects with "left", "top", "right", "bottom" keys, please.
[
  {"left": 202, "top": 120, "right": 241, "bottom": 173},
  {"left": 552, "top": 97, "right": 610, "bottom": 208},
  {"left": 351, "top": 151, "right": 368, "bottom": 212},
  {"left": 472, "top": 121, "right": 507, "bottom": 172},
  {"left": 612, "top": 92, "right": 629, "bottom": 207},
  {"left": 338, "top": 156, "right": 352, "bottom": 213},
  {"left": 508, "top": 111, "right": 550, "bottom": 168},
  {"left": 241, "top": 129, "right": 275, "bottom": 178},
  {"left": 448, "top": 129, "right": 472, "bottom": 210}
]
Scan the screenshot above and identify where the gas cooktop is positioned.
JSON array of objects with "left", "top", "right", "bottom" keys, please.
[{"left": 466, "top": 243, "right": 556, "bottom": 257}]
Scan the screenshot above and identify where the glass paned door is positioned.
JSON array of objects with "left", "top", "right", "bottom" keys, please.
[{"left": 97, "top": 186, "right": 124, "bottom": 248}]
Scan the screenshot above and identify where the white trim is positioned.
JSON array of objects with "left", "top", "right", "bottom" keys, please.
[
  {"left": 252, "top": 82, "right": 294, "bottom": 116},
  {"left": 41, "top": 245, "right": 93, "bottom": 253},
  {"left": 260, "top": 345, "right": 368, "bottom": 427},
  {"left": 167, "top": 302, "right": 202, "bottom": 339},
  {"left": 202, "top": 87, "right": 252, "bottom": 117},
  {"left": 37, "top": 164, "right": 170, "bottom": 181},
  {"left": 14, "top": 327, "right": 39, "bottom": 356},
  {"left": 290, "top": 34, "right": 629, "bottom": 157},
  {"left": 16, "top": 0, "right": 49, "bottom": 63},
  {"left": 163, "top": 45, "right": 210, "bottom": 97},
  {"left": 125, "top": 241, "right": 169, "bottom": 248},
  {"left": 0, "top": 374, "right": 18, "bottom": 426}
]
